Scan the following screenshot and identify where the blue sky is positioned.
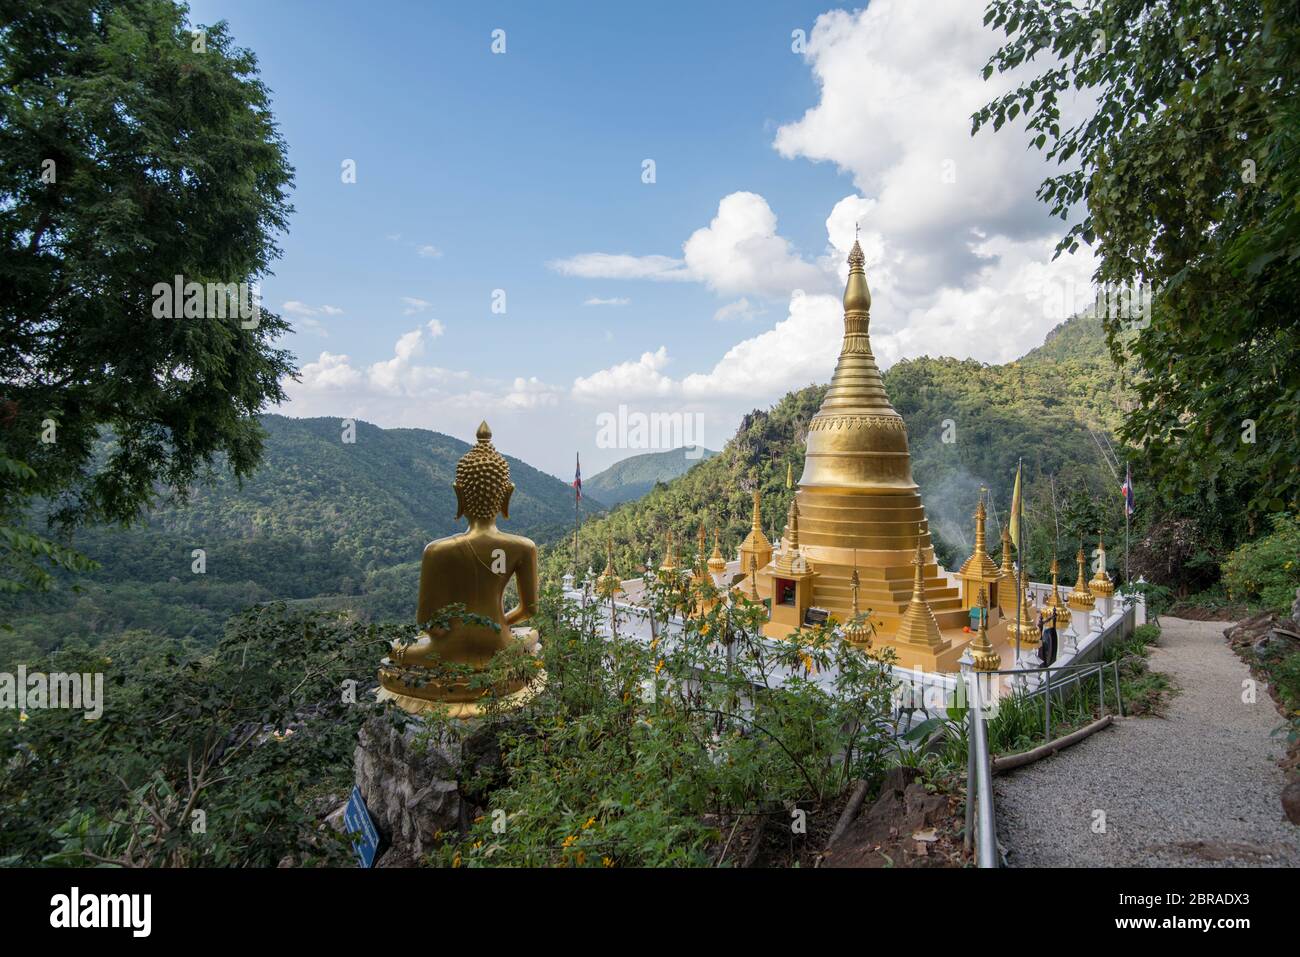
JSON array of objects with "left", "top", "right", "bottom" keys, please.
[{"left": 186, "top": 1, "right": 1096, "bottom": 478}]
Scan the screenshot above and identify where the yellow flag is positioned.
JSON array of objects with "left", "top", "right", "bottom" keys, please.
[{"left": 1009, "top": 462, "right": 1022, "bottom": 549}]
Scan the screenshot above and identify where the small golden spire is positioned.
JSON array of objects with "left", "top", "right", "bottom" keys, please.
[
  {"left": 596, "top": 536, "right": 621, "bottom": 599},
  {"left": 747, "top": 554, "right": 760, "bottom": 601},
  {"left": 659, "top": 530, "right": 678, "bottom": 576},
  {"left": 959, "top": 489, "right": 1001, "bottom": 582},
  {"left": 787, "top": 497, "right": 799, "bottom": 550},
  {"left": 1069, "top": 545, "right": 1096, "bottom": 611},
  {"left": 895, "top": 542, "right": 946, "bottom": 649},
  {"left": 1009, "top": 581, "right": 1041, "bottom": 647},
  {"left": 843, "top": 547, "right": 872, "bottom": 646},
  {"left": 707, "top": 528, "right": 727, "bottom": 575},
  {"left": 1089, "top": 535, "right": 1114, "bottom": 598},
  {"left": 695, "top": 522, "right": 708, "bottom": 570},
  {"left": 786, "top": 461, "right": 793, "bottom": 489},
  {"left": 967, "top": 586, "right": 1000, "bottom": 671},
  {"left": 1044, "top": 557, "right": 1072, "bottom": 632}
]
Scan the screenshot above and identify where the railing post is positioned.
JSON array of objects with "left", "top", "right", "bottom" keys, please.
[{"left": 1044, "top": 666, "right": 1052, "bottom": 741}]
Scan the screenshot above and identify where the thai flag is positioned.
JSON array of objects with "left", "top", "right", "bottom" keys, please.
[
  {"left": 573, "top": 453, "right": 582, "bottom": 501},
  {"left": 1121, "top": 463, "right": 1135, "bottom": 517}
]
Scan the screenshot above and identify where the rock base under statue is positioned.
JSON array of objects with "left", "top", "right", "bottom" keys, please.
[{"left": 353, "top": 712, "right": 525, "bottom": 867}]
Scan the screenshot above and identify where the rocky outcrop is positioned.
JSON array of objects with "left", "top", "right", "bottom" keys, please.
[{"left": 347, "top": 713, "right": 521, "bottom": 867}]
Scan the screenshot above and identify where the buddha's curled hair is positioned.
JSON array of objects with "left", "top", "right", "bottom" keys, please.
[{"left": 455, "top": 421, "right": 513, "bottom": 521}]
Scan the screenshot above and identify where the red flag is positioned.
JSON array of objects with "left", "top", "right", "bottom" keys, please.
[{"left": 573, "top": 453, "right": 582, "bottom": 501}]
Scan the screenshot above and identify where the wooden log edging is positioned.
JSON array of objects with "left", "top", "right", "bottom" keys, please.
[
  {"left": 991, "top": 715, "right": 1114, "bottom": 775},
  {"left": 825, "top": 777, "right": 873, "bottom": 850}
]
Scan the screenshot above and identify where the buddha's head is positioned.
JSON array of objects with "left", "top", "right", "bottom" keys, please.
[{"left": 453, "top": 421, "right": 514, "bottom": 522}]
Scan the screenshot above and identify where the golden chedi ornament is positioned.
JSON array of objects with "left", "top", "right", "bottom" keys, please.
[
  {"left": 761, "top": 238, "right": 965, "bottom": 650},
  {"left": 707, "top": 528, "right": 727, "bottom": 578},
  {"left": 596, "top": 536, "right": 621, "bottom": 600},
  {"left": 1088, "top": 536, "right": 1115, "bottom": 598},
  {"left": 894, "top": 542, "right": 950, "bottom": 650},
  {"left": 967, "top": 586, "right": 1000, "bottom": 672},
  {"left": 747, "top": 553, "right": 761, "bottom": 602},
  {"left": 1043, "top": 558, "right": 1072, "bottom": 633},
  {"left": 378, "top": 421, "right": 543, "bottom": 717},
  {"left": 1008, "top": 581, "right": 1041, "bottom": 648},
  {"left": 958, "top": 491, "right": 1002, "bottom": 611},
  {"left": 1068, "top": 546, "right": 1096, "bottom": 613},
  {"left": 659, "top": 530, "right": 679, "bottom": 580},
  {"left": 738, "top": 489, "right": 772, "bottom": 592},
  {"left": 842, "top": 550, "right": 872, "bottom": 647}
]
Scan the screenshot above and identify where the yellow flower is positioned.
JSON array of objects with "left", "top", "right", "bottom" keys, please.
[
  {"left": 582, "top": 816, "right": 596, "bottom": 830},
  {"left": 574, "top": 850, "right": 587, "bottom": 867},
  {"left": 655, "top": 659, "right": 665, "bottom": 675},
  {"left": 18, "top": 711, "right": 28, "bottom": 723},
  {"left": 602, "top": 856, "right": 614, "bottom": 868},
  {"left": 562, "top": 834, "right": 577, "bottom": 848},
  {"left": 650, "top": 638, "right": 659, "bottom": 651},
  {"left": 802, "top": 654, "right": 815, "bottom": 674},
  {"left": 452, "top": 852, "right": 462, "bottom": 868},
  {"left": 701, "top": 623, "right": 711, "bottom": 636}
]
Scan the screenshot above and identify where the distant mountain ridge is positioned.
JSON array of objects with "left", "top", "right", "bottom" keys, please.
[
  {"left": 0, "top": 415, "right": 603, "bottom": 664},
  {"left": 585, "top": 447, "right": 718, "bottom": 505}
]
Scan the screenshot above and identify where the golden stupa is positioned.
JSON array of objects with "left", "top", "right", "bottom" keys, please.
[
  {"left": 957, "top": 490, "right": 1003, "bottom": 616},
  {"left": 894, "top": 542, "right": 950, "bottom": 651},
  {"left": 996, "top": 524, "right": 1016, "bottom": 616},
  {"left": 967, "top": 586, "right": 1000, "bottom": 672},
  {"left": 755, "top": 240, "right": 965, "bottom": 668},
  {"left": 707, "top": 528, "right": 727, "bottom": 578}
]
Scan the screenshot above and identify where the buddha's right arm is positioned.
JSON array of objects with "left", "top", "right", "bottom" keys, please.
[{"left": 504, "top": 549, "right": 539, "bottom": 625}]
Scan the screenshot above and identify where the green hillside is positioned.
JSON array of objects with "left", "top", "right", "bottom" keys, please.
[
  {"left": 586, "top": 446, "right": 718, "bottom": 505},
  {"left": 0, "top": 415, "right": 601, "bottom": 665},
  {"left": 541, "top": 313, "right": 1134, "bottom": 586}
]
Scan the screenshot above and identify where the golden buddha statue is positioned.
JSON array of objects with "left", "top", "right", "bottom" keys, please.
[{"left": 377, "top": 421, "right": 543, "bottom": 717}]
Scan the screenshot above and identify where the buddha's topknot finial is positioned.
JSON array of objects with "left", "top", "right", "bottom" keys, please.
[{"left": 454, "top": 420, "right": 513, "bottom": 521}]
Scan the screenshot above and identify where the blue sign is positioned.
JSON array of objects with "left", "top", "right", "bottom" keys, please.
[{"left": 344, "top": 785, "right": 381, "bottom": 868}]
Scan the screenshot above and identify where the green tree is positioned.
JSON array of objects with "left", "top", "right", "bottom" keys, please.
[
  {"left": 0, "top": 0, "right": 296, "bottom": 589},
  {"left": 974, "top": 0, "right": 1300, "bottom": 525}
]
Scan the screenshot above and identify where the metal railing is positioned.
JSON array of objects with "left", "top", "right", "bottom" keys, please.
[{"left": 963, "top": 668, "right": 999, "bottom": 867}]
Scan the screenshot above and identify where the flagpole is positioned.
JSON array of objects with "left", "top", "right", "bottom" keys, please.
[
  {"left": 1014, "top": 457, "right": 1023, "bottom": 666},
  {"left": 574, "top": 452, "right": 581, "bottom": 578},
  {"left": 1124, "top": 461, "right": 1131, "bottom": 589}
]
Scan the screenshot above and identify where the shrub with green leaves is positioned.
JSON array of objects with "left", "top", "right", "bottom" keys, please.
[{"left": 1222, "top": 514, "right": 1300, "bottom": 615}]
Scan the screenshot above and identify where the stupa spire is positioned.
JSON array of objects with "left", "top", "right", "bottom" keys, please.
[
  {"left": 967, "top": 586, "right": 1000, "bottom": 671},
  {"left": 895, "top": 543, "right": 945, "bottom": 649},
  {"left": 707, "top": 528, "right": 727, "bottom": 575},
  {"left": 1068, "top": 545, "right": 1096, "bottom": 612}
]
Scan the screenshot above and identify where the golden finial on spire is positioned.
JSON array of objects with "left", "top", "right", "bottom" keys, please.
[
  {"left": 843, "top": 239, "right": 871, "bottom": 315},
  {"left": 1044, "top": 557, "right": 1072, "bottom": 632},
  {"left": 959, "top": 487, "right": 1001, "bottom": 585}
]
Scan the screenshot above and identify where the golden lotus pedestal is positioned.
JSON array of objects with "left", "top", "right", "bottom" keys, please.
[{"left": 377, "top": 627, "right": 547, "bottom": 719}]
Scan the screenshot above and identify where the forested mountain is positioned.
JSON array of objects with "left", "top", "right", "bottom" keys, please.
[
  {"left": 585, "top": 447, "right": 718, "bottom": 505},
  {"left": 540, "top": 314, "right": 1140, "bottom": 587},
  {"left": 0, "top": 416, "right": 601, "bottom": 666}
]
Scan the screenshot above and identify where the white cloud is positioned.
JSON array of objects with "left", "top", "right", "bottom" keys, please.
[
  {"left": 401, "top": 297, "right": 431, "bottom": 315},
  {"left": 550, "top": 253, "right": 688, "bottom": 281},
  {"left": 549, "top": 192, "right": 828, "bottom": 300},
  {"left": 571, "top": 346, "right": 675, "bottom": 401},
  {"left": 426, "top": 318, "right": 445, "bottom": 338},
  {"left": 713, "top": 298, "right": 759, "bottom": 322},
  {"left": 417, "top": 244, "right": 442, "bottom": 258},
  {"left": 584, "top": 296, "right": 631, "bottom": 306},
  {"left": 281, "top": 300, "right": 343, "bottom": 318}
]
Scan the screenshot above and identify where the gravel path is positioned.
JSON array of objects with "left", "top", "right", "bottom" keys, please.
[{"left": 995, "top": 617, "right": 1300, "bottom": 867}]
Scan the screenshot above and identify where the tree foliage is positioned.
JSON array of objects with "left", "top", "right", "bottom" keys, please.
[
  {"left": 0, "top": 0, "right": 297, "bottom": 588},
  {"left": 974, "top": 0, "right": 1300, "bottom": 524}
]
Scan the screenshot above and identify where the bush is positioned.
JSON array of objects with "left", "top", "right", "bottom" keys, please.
[{"left": 1222, "top": 514, "right": 1300, "bottom": 615}]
